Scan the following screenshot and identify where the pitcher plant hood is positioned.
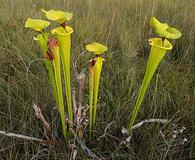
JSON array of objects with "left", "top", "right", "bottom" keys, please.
[
  {"left": 41, "top": 9, "right": 73, "bottom": 23},
  {"left": 86, "top": 42, "right": 108, "bottom": 55},
  {"left": 25, "top": 18, "right": 50, "bottom": 32},
  {"left": 150, "top": 17, "right": 182, "bottom": 39}
]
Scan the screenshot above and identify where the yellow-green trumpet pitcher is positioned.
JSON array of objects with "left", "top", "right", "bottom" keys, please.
[
  {"left": 25, "top": 18, "right": 58, "bottom": 106},
  {"left": 50, "top": 38, "right": 67, "bottom": 142},
  {"left": 86, "top": 42, "right": 107, "bottom": 136},
  {"left": 42, "top": 9, "right": 74, "bottom": 123},
  {"left": 129, "top": 17, "right": 182, "bottom": 129},
  {"left": 52, "top": 26, "right": 74, "bottom": 123}
]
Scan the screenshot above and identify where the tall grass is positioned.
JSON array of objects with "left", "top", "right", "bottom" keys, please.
[{"left": 0, "top": 0, "right": 194, "bottom": 159}]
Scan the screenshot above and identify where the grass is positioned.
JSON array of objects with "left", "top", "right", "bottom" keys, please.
[{"left": 0, "top": 0, "right": 194, "bottom": 159}]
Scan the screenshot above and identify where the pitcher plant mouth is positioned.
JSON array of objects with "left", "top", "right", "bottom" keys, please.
[
  {"left": 51, "top": 26, "right": 73, "bottom": 36},
  {"left": 33, "top": 34, "right": 48, "bottom": 57},
  {"left": 33, "top": 33, "right": 44, "bottom": 41},
  {"left": 33, "top": 33, "right": 49, "bottom": 56},
  {"left": 148, "top": 38, "right": 173, "bottom": 50},
  {"left": 33, "top": 32, "right": 49, "bottom": 41}
]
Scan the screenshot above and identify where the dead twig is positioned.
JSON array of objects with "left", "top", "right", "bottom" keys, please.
[
  {"left": 70, "top": 143, "right": 77, "bottom": 160},
  {"left": 76, "top": 72, "right": 87, "bottom": 138},
  {"left": 120, "top": 119, "right": 169, "bottom": 148},
  {"left": 0, "top": 130, "right": 44, "bottom": 142},
  {"left": 32, "top": 102, "right": 51, "bottom": 133},
  {"left": 72, "top": 89, "right": 77, "bottom": 116},
  {"left": 131, "top": 118, "right": 168, "bottom": 130},
  {"left": 70, "top": 128, "right": 101, "bottom": 160},
  {"left": 77, "top": 72, "right": 85, "bottom": 108}
]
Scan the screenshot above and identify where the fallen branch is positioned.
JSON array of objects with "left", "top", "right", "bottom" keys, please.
[
  {"left": 70, "top": 128, "right": 101, "bottom": 160},
  {"left": 121, "top": 119, "right": 169, "bottom": 148},
  {"left": 76, "top": 72, "right": 87, "bottom": 139},
  {"left": 72, "top": 89, "right": 77, "bottom": 116},
  {"left": 131, "top": 118, "right": 168, "bottom": 130},
  {"left": 32, "top": 102, "right": 51, "bottom": 133},
  {"left": 0, "top": 130, "right": 44, "bottom": 142}
]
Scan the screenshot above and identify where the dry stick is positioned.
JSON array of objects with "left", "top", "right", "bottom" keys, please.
[
  {"left": 0, "top": 103, "right": 53, "bottom": 143},
  {"left": 72, "top": 89, "right": 77, "bottom": 116},
  {"left": 70, "top": 128, "right": 101, "bottom": 160},
  {"left": 131, "top": 118, "right": 168, "bottom": 130},
  {"left": 71, "top": 144, "right": 77, "bottom": 160},
  {"left": 71, "top": 73, "right": 99, "bottom": 160},
  {"left": 76, "top": 72, "right": 86, "bottom": 138},
  {"left": 0, "top": 130, "right": 44, "bottom": 142},
  {"left": 77, "top": 72, "right": 86, "bottom": 118},
  {"left": 32, "top": 102, "right": 51, "bottom": 133},
  {"left": 120, "top": 119, "right": 169, "bottom": 148}
]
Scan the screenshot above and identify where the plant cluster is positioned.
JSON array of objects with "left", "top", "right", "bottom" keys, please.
[
  {"left": 25, "top": 9, "right": 182, "bottom": 156},
  {"left": 25, "top": 9, "right": 108, "bottom": 144}
]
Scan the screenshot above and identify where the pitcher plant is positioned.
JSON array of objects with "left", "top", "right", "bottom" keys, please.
[
  {"left": 86, "top": 42, "right": 107, "bottom": 136},
  {"left": 129, "top": 17, "right": 182, "bottom": 129},
  {"left": 42, "top": 9, "right": 74, "bottom": 123},
  {"left": 51, "top": 26, "right": 73, "bottom": 123},
  {"left": 50, "top": 38, "right": 67, "bottom": 141},
  {"left": 25, "top": 18, "right": 59, "bottom": 106},
  {"left": 25, "top": 15, "right": 72, "bottom": 142}
]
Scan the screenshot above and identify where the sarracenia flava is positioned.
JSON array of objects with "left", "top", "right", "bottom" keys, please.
[
  {"left": 129, "top": 17, "right": 182, "bottom": 129},
  {"left": 86, "top": 42, "right": 108, "bottom": 137},
  {"left": 25, "top": 18, "right": 68, "bottom": 141},
  {"left": 25, "top": 9, "right": 74, "bottom": 142},
  {"left": 43, "top": 9, "right": 74, "bottom": 123},
  {"left": 25, "top": 18, "right": 58, "bottom": 106},
  {"left": 51, "top": 26, "right": 73, "bottom": 124},
  {"left": 50, "top": 38, "right": 67, "bottom": 141}
]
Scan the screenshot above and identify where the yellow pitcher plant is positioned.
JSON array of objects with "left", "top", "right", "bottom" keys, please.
[
  {"left": 51, "top": 26, "right": 74, "bottom": 123},
  {"left": 86, "top": 42, "right": 108, "bottom": 136},
  {"left": 25, "top": 18, "right": 59, "bottom": 106},
  {"left": 50, "top": 38, "right": 67, "bottom": 142},
  {"left": 42, "top": 9, "right": 74, "bottom": 123},
  {"left": 25, "top": 10, "right": 180, "bottom": 147},
  {"left": 25, "top": 17, "right": 68, "bottom": 142},
  {"left": 129, "top": 17, "right": 182, "bottom": 129}
]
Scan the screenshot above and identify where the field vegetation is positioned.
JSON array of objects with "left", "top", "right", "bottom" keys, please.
[{"left": 0, "top": 0, "right": 194, "bottom": 159}]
